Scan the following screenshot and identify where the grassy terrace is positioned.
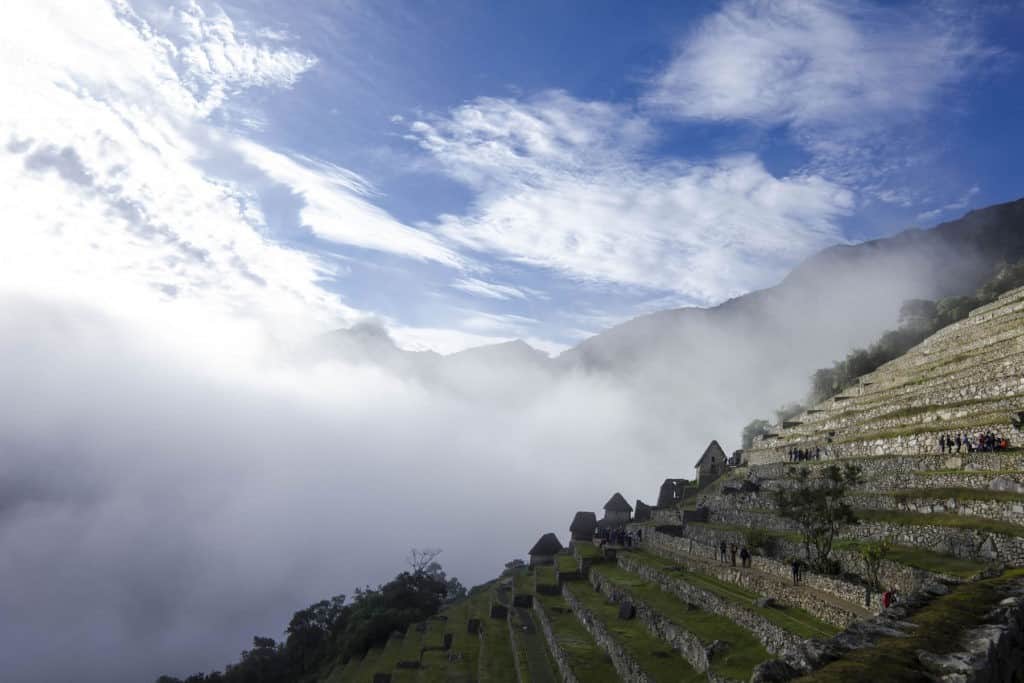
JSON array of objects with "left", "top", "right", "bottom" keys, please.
[
  {"left": 594, "top": 564, "right": 770, "bottom": 680},
  {"left": 573, "top": 540, "right": 603, "bottom": 561},
  {"left": 857, "top": 508, "right": 1024, "bottom": 537},
  {"left": 565, "top": 579, "right": 706, "bottom": 683},
  {"left": 796, "top": 569, "right": 1024, "bottom": 683},
  {"left": 535, "top": 565, "right": 556, "bottom": 589},
  {"left": 885, "top": 486, "right": 1024, "bottom": 503},
  {"left": 556, "top": 554, "right": 579, "bottom": 574},
  {"left": 624, "top": 550, "right": 837, "bottom": 640},
  {"left": 513, "top": 569, "right": 533, "bottom": 595},
  {"left": 477, "top": 587, "right": 517, "bottom": 683},
  {"left": 535, "top": 592, "right": 619, "bottom": 682},
  {"left": 687, "top": 516, "right": 992, "bottom": 577},
  {"left": 349, "top": 647, "right": 383, "bottom": 681}
]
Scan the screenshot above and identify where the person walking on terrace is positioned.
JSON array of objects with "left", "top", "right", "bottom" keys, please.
[
  {"left": 955, "top": 433, "right": 962, "bottom": 453},
  {"left": 719, "top": 540, "right": 727, "bottom": 563},
  {"left": 791, "top": 559, "right": 801, "bottom": 585},
  {"left": 740, "top": 546, "right": 751, "bottom": 568},
  {"left": 939, "top": 434, "right": 947, "bottom": 453},
  {"left": 729, "top": 544, "right": 737, "bottom": 567}
]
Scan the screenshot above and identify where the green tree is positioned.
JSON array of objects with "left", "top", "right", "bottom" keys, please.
[
  {"left": 773, "top": 464, "right": 863, "bottom": 573},
  {"left": 741, "top": 419, "right": 771, "bottom": 448},
  {"left": 859, "top": 537, "right": 892, "bottom": 594}
]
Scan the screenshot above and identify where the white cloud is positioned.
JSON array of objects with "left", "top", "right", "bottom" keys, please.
[
  {"left": 237, "top": 140, "right": 463, "bottom": 267},
  {"left": 412, "top": 93, "right": 854, "bottom": 304},
  {"left": 647, "top": 0, "right": 986, "bottom": 133},
  {"left": 451, "top": 277, "right": 529, "bottom": 300},
  {"left": 142, "top": 0, "right": 318, "bottom": 115}
]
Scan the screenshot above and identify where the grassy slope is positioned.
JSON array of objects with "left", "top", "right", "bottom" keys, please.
[
  {"left": 594, "top": 563, "right": 770, "bottom": 680},
  {"left": 796, "top": 569, "right": 1024, "bottom": 683},
  {"left": 535, "top": 591, "right": 619, "bottom": 682},
  {"left": 625, "top": 550, "right": 837, "bottom": 640},
  {"left": 566, "top": 579, "right": 707, "bottom": 683}
]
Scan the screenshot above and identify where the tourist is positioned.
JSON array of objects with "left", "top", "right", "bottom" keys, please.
[
  {"left": 729, "top": 544, "right": 737, "bottom": 566},
  {"left": 882, "top": 590, "right": 891, "bottom": 608},
  {"left": 939, "top": 434, "right": 946, "bottom": 453},
  {"left": 719, "top": 540, "right": 727, "bottom": 563},
  {"left": 791, "top": 559, "right": 800, "bottom": 585},
  {"left": 955, "top": 433, "right": 962, "bottom": 453},
  {"left": 740, "top": 546, "right": 751, "bottom": 568}
]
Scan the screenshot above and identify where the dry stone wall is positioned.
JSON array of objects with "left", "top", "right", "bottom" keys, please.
[
  {"left": 560, "top": 583, "right": 652, "bottom": 683},
  {"left": 616, "top": 554, "right": 803, "bottom": 654},
  {"left": 588, "top": 567, "right": 716, "bottom": 676}
]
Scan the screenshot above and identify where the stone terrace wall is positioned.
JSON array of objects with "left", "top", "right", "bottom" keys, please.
[
  {"left": 588, "top": 567, "right": 715, "bottom": 675},
  {"left": 847, "top": 492, "right": 1024, "bottom": 526},
  {"left": 842, "top": 520, "right": 1024, "bottom": 565},
  {"left": 615, "top": 554, "right": 803, "bottom": 655},
  {"left": 561, "top": 583, "right": 652, "bottom": 683},
  {"left": 644, "top": 529, "right": 865, "bottom": 627},
  {"left": 532, "top": 599, "right": 578, "bottom": 683}
]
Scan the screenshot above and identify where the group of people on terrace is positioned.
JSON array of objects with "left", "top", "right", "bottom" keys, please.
[
  {"left": 718, "top": 540, "right": 752, "bottom": 568},
  {"left": 939, "top": 431, "right": 1010, "bottom": 453},
  {"left": 787, "top": 445, "right": 823, "bottom": 462},
  {"left": 595, "top": 526, "right": 641, "bottom": 548}
]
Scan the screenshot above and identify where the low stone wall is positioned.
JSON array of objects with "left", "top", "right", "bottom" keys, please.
[
  {"left": 588, "top": 567, "right": 714, "bottom": 675},
  {"left": 842, "top": 521, "right": 1024, "bottom": 565},
  {"left": 647, "top": 528, "right": 875, "bottom": 620},
  {"left": 618, "top": 552, "right": 808, "bottom": 652},
  {"left": 848, "top": 492, "right": 1024, "bottom": 526},
  {"left": 561, "top": 583, "right": 652, "bottom": 683},
  {"left": 532, "top": 598, "right": 579, "bottom": 683}
]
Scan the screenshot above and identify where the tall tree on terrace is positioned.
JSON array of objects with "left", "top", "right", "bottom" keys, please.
[{"left": 773, "top": 464, "right": 863, "bottom": 573}]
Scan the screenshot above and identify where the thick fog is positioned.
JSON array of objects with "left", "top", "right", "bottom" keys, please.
[
  {"left": 0, "top": 226, "right": 978, "bottom": 681},
  {"left": 0, "top": 295, "right": 671, "bottom": 681}
]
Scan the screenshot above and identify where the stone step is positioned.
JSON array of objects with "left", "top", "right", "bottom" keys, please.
[
  {"left": 588, "top": 562, "right": 772, "bottom": 679},
  {"left": 532, "top": 590, "right": 619, "bottom": 682},
  {"left": 560, "top": 579, "right": 706, "bottom": 682}
]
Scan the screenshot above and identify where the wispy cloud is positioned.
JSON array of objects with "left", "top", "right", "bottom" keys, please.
[
  {"left": 647, "top": 0, "right": 987, "bottom": 133},
  {"left": 915, "top": 185, "right": 982, "bottom": 222},
  {"left": 411, "top": 92, "right": 854, "bottom": 305},
  {"left": 237, "top": 140, "right": 463, "bottom": 267},
  {"left": 451, "top": 277, "right": 530, "bottom": 300}
]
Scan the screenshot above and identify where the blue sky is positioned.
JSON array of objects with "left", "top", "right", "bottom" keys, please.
[{"left": 3, "top": 0, "right": 1023, "bottom": 353}]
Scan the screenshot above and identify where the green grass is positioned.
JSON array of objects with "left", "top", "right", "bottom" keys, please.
[
  {"left": 535, "top": 592, "right": 619, "bottom": 682},
  {"left": 574, "top": 541, "right": 603, "bottom": 561},
  {"left": 593, "top": 564, "right": 770, "bottom": 680},
  {"left": 478, "top": 590, "right": 517, "bottom": 683},
  {"left": 565, "top": 580, "right": 706, "bottom": 683},
  {"left": 857, "top": 508, "right": 1024, "bottom": 537},
  {"left": 556, "top": 554, "right": 579, "bottom": 574},
  {"left": 796, "top": 569, "right": 1024, "bottom": 682},
  {"left": 349, "top": 647, "right": 384, "bottom": 681},
  {"left": 685, "top": 520, "right": 984, "bottom": 581},
  {"left": 832, "top": 541, "right": 985, "bottom": 580},
  {"left": 513, "top": 570, "right": 533, "bottom": 595},
  {"left": 624, "top": 550, "right": 837, "bottom": 640},
  {"left": 535, "top": 565, "right": 556, "bottom": 589},
  {"left": 887, "top": 486, "right": 1024, "bottom": 503}
]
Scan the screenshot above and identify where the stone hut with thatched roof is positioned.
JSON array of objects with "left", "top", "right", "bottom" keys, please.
[
  {"left": 569, "top": 511, "right": 597, "bottom": 541},
  {"left": 528, "top": 532, "right": 563, "bottom": 567},
  {"left": 695, "top": 440, "right": 727, "bottom": 488},
  {"left": 600, "top": 492, "right": 632, "bottom": 528}
]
